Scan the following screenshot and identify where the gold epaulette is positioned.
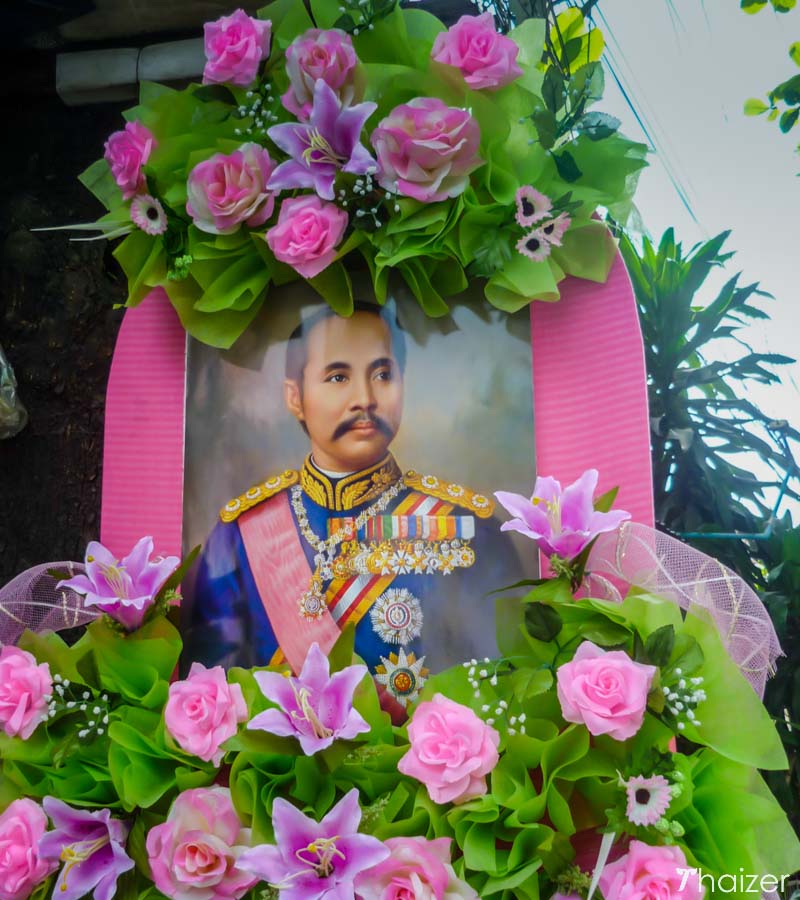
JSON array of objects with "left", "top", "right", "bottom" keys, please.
[
  {"left": 219, "top": 470, "right": 299, "bottom": 523},
  {"left": 404, "top": 470, "right": 495, "bottom": 518}
]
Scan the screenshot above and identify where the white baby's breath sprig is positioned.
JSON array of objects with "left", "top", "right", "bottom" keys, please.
[
  {"left": 662, "top": 669, "right": 706, "bottom": 731},
  {"left": 44, "top": 678, "right": 112, "bottom": 742},
  {"left": 463, "top": 657, "right": 527, "bottom": 735}
]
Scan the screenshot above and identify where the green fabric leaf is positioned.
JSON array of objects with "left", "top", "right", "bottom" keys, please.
[
  {"left": 107, "top": 707, "right": 215, "bottom": 811},
  {"left": 310, "top": 0, "right": 346, "bottom": 29},
  {"left": 78, "top": 159, "right": 122, "bottom": 212},
  {"left": 509, "top": 18, "right": 546, "bottom": 96},
  {"left": 165, "top": 276, "right": 264, "bottom": 349},
  {"left": 679, "top": 610, "right": 787, "bottom": 770},
  {"left": 16, "top": 631, "right": 84, "bottom": 685},
  {"left": 353, "top": 7, "right": 414, "bottom": 67},
  {"left": 397, "top": 258, "right": 452, "bottom": 317},
  {"left": 113, "top": 230, "right": 167, "bottom": 307},
  {"left": 194, "top": 252, "right": 270, "bottom": 313},
  {"left": 402, "top": 9, "right": 446, "bottom": 67},
  {"left": 261, "top": 0, "right": 314, "bottom": 46},
  {"left": 485, "top": 253, "right": 561, "bottom": 312},
  {"left": 524, "top": 603, "right": 563, "bottom": 642},
  {"left": 72, "top": 615, "right": 182, "bottom": 709},
  {"left": 308, "top": 261, "right": 354, "bottom": 315},
  {"left": 681, "top": 749, "right": 800, "bottom": 881}
]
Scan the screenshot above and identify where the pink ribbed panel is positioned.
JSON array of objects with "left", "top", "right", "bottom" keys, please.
[
  {"left": 531, "top": 253, "right": 655, "bottom": 559},
  {"left": 100, "top": 288, "right": 186, "bottom": 559}
]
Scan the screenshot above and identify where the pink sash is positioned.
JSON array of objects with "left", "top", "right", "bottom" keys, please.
[{"left": 238, "top": 492, "right": 340, "bottom": 673}]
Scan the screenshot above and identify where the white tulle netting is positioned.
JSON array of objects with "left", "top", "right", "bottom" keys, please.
[
  {"left": 0, "top": 561, "right": 100, "bottom": 647},
  {"left": 586, "top": 522, "right": 782, "bottom": 698}
]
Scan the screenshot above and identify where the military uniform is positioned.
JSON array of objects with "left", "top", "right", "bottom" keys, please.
[{"left": 183, "top": 454, "right": 523, "bottom": 708}]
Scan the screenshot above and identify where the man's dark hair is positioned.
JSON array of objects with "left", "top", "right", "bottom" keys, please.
[{"left": 284, "top": 302, "right": 407, "bottom": 386}]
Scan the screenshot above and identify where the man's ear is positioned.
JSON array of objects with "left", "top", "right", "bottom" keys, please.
[{"left": 284, "top": 379, "right": 304, "bottom": 422}]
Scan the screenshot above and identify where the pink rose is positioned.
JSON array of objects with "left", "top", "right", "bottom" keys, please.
[
  {"left": 283, "top": 29, "right": 361, "bottom": 121},
  {"left": 397, "top": 693, "right": 499, "bottom": 805},
  {"left": 146, "top": 787, "right": 256, "bottom": 900},
  {"left": 165, "top": 663, "right": 247, "bottom": 767},
  {"left": 103, "top": 121, "right": 155, "bottom": 200},
  {"left": 0, "top": 646, "right": 51, "bottom": 740},
  {"left": 0, "top": 799, "right": 57, "bottom": 900},
  {"left": 203, "top": 10, "right": 271, "bottom": 87},
  {"left": 431, "top": 12, "right": 523, "bottom": 91},
  {"left": 599, "top": 840, "right": 704, "bottom": 900},
  {"left": 186, "top": 143, "right": 276, "bottom": 235},
  {"left": 371, "top": 98, "right": 483, "bottom": 203},
  {"left": 556, "top": 642, "right": 656, "bottom": 741},
  {"left": 355, "top": 836, "right": 478, "bottom": 900},
  {"left": 265, "top": 195, "right": 348, "bottom": 279}
]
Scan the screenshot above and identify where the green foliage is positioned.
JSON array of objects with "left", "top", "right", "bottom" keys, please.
[
  {"left": 741, "top": 1, "right": 800, "bottom": 161},
  {"left": 620, "top": 226, "right": 800, "bottom": 828},
  {"left": 619, "top": 229, "right": 798, "bottom": 577}
]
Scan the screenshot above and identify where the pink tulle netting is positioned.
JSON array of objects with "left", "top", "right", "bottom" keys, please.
[
  {"left": 0, "top": 561, "right": 100, "bottom": 646},
  {"left": 586, "top": 522, "right": 782, "bottom": 698},
  {"left": 1, "top": 527, "right": 782, "bottom": 701}
]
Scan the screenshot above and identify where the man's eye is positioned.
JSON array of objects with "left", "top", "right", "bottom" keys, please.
[
  {"left": 374, "top": 369, "right": 393, "bottom": 381},
  {"left": 326, "top": 373, "right": 348, "bottom": 383}
]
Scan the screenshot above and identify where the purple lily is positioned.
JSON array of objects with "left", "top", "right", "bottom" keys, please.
[
  {"left": 237, "top": 789, "right": 388, "bottom": 900},
  {"left": 267, "top": 79, "right": 377, "bottom": 200},
  {"left": 247, "top": 642, "right": 369, "bottom": 755},
  {"left": 39, "top": 798, "right": 134, "bottom": 900},
  {"left": 495, "top": 469, "right": 630, "bottom": 560},
  {"left": 56, "top": 537, "right": 179, "bottom": 630}
]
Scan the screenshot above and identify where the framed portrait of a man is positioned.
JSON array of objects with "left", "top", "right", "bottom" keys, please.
[{"left": 180, "top": 276, "right": 536, "bottom": 710}]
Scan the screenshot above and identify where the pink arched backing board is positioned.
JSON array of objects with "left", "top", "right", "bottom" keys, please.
[{"left": 100, "top": 253, "right": 654, "bottom": 559}]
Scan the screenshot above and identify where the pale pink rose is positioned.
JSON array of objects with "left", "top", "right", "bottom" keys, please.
[
  {"left": 556, "top": 642, "right": 656, "bottom": 741},
  {"left": 103, "top": 121, "right": 155, "bottom": 200},
  {"left": 186, "top": 143, "right": 276, "bottom": 235},
  {"left": 431, "top": 12, "right": 523, "bottom": 90},
  {"left": 371, "top": 98, "right": 482, "bottom": 203},
  {"left": 397, "top": 693, "right": 499, "bottom": 805},
  {"left": 599, "top": 840, "right": 704, "bottom": 900},
  {"left": 355, "top": 836, "right": 478, "bottom": 900},
  {"left": 203, "top": 10, "right": 271, "bottom": 87},
  {"left": 265, "top": 195, "right": 348, "bottom": 279},
  {"left": 146, "top": 787, "right": 256, "bottom": 900},
  {"left": 0, "top": 799, "right": 57, "bottom": 900},
  {"left": 282, "top": 29, "right": 361, "bottom": 120},
  {"left": 164, "top": 663, "right": 247, "bottom": 767},
  {"left": 0, "top": 646, "right": 52, "bottom": 740}
]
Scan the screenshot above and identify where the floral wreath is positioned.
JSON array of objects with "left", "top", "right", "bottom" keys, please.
[
  {"left": 70, "top": 1, "right": 647, "bottom": 347},
  {"left": 1, "top": 469, "right": 798, "bottom": 900}
]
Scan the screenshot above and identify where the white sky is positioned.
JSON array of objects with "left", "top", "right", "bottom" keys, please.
[{"left": 596, "top": 0, "right": 800, "bottom": 519}]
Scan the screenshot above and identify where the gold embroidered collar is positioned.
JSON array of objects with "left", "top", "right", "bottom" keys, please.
[{"left": 301, "top": 454, "right": 403, "bottom": 511}]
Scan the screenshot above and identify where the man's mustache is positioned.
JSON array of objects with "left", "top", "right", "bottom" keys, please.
[{"left": 332, "top": 413, "right": 393, "bottom": 441}]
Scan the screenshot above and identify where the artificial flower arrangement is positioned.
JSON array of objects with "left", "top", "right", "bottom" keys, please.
[
  {"left": 1, "top": 472, "right": 799, "bottom": 900},
  {"left": 68, "top": 0, "right": 647, "bottom": 347}
]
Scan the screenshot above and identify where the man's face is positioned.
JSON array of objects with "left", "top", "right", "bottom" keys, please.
[{"left": 284, "top": 311, "right": 404, "bottom": 473}]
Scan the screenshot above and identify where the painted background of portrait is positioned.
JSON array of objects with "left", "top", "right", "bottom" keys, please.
[{"left": 182, "top": 276, "right": 537, "bottom": 579}]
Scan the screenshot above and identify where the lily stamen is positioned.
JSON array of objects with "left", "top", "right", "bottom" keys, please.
[
  {"left": 289, "top": 685, "right": 334, "bottom": 740},
  {"left": 302, "top": 130, "right": 347, "bottom": 167},
  {"left": 97, "top": 562, "right": 129, "bottom": 600},
  {"left": 59, "top": 835, "right": 111, "bottom": 892},
  {"left": 295, "top": 836, "right": 346, "bottom": 877}
]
